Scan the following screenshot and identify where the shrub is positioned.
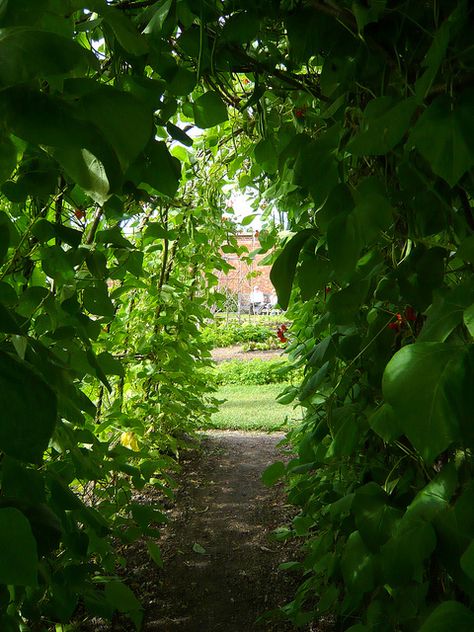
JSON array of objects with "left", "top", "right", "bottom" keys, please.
[
  {"left": 213, "top": 359, "right": 296, "bottom": 385},
  {"left": 202, "top": 319, "right": 289, "bottom": 348}
]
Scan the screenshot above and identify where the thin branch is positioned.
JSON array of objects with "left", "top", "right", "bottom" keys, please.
[{"left": 85, "top": 208, "right": 104, "bottom": 245}]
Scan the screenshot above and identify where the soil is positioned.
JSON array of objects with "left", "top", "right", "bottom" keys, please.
[
  {"left": 211, "top": 346, "right": 283, "bottom": 363},
  {"left": 81, "top": 431, "right": 323, "bottom": 632}
]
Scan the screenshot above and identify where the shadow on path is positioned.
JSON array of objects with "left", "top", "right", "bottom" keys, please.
[{"left": 142, "top": 431, "right": 299, "bottom": 631}]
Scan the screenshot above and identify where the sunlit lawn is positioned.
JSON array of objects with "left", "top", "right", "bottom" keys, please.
[{"left": 208, "top": 384, "right": 302, "bottom": 431}]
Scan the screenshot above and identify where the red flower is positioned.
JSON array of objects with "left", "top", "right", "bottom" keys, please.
[
  {"left": 74, "top": 208, "right": 85, "bottom": 219},
  {"left": 294, "top": 108, "right": 305, "bottom": 119},
  {"left": 405, "top": 306, "right": 417, "bottom": 322},
  {"left": 277, "top": 324, "right": 288, "bottom": 343},
  {"left": 388, "top": 322, "right": 401, "bottom": 332}
]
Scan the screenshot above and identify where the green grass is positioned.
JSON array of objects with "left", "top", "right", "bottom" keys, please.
[{"left": 208, "top": 384, "right": 302, "bottom": 431}]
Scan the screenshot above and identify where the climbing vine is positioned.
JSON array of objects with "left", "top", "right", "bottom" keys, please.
[{"left": 0, "top": 0, "right": 474, "bottom": 630}]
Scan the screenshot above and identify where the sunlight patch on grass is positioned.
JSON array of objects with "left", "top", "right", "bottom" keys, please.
[{"left": 208, "top": 384, "right": 302, "bottom": 431}]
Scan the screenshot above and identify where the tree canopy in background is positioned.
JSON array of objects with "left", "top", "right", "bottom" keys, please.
[{"left": 0, "top": 0, "right": 473, "bottom": 630}]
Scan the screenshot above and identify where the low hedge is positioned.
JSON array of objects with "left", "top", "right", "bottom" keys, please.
[
  {"left": 202, "top": 320, "right": 287, "bottom": 348},
  {"left": 213, "top": 358, "right": 295, "bottom": 385}
]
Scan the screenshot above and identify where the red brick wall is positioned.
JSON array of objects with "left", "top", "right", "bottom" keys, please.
[{"left": 216, "top": 234, "right": 276, "bottom": 303}]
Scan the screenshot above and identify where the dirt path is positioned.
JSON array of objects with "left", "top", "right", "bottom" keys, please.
[
  {"left": 211, "top": 346, "right": 283, "bottom": 363},
  {"left": 84, "top": 431, "right": 308, "bottom": 631},
  {"left": 142, "top": 431, "right": 300, "bottom": 631}
]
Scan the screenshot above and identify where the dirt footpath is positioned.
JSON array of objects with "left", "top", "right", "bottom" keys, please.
[
  {"left": 82, "top": 432, "right": 309, "bottom": 631},
  {"left": 211, "top": 346, "right": 283, "bottom": 363},
  {"left": 142, "top": 431, "right": 300, "bottom": 631}
]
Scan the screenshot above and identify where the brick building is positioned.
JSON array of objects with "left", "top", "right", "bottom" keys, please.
[{"left": 216, "top": 233, "right": 277, "bottom": 313}]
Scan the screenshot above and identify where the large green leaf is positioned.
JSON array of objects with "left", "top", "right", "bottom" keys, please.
[
  {"left": 3, "top": 87, "right": 123, "bottom": 199},
  {"left": 270, "top": 229, "right": 315, "bottom": 309},
  {"left": 0, "top": 27, "right": 96, "bottom": 87},
  {"left": 141, "top": 141, "right": 181, "bottom": 198},
  {"left": 0, "top": 351, "right": 57, "bottom": 463},
  {"left": 341, "top": 530, "right": 376, "bottom": 595},
  {"left": 0, "top": 507, "right": 38, "bottom": 585},
  {"left": 406, "top": 463, "right": 458, "bottom": 522},
  {"left": 418, "top": 282, "right": 474, "bottom": 342},
  {"left": 327, "top": 212, "right": 362, "bottom": 280},
  {"left": 409, "top": 92, "right": 474, "bottom": 187},
  {"left": 382, "top": 343, "right": 473, "bottom": 462},
  {"left": 77, "top": 85, "right": 153, "bottom": 169},
  {"left": 381, "top": 517, "right": 436, "bottom": 585},
  {"left": 351, "top": 483, "right": 402, "bottom": 550},
  {"left": 83, "top": 284, "right": 115, "bottom": 318},
  {"left": 193, "top": 91, "right": 228, "bottom": 128},
  {"left": 105, "top": 581, "right": 143, "bottom": 629},
  {"left": 348, "top": 97, "right": 416, "bottom": 156},
  {"left": 418, "top": 601, "right": 474, "bottom": 632},
  {"left": 96, "top": 1, "right": 149, "bottom": 55}
]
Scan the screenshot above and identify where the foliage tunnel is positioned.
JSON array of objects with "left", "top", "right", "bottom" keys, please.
[{"left": 0, "top": 0, "right": 473, "bottom": 630}]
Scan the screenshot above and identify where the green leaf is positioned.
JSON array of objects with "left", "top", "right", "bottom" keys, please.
[
  {"left": 192, "top": 542, "right": 206, "bottom": 554},
  {"left": 166, "top": 122, "right": 193, "bottom": 147},
  {"left": 55, "top": 147, "right": 112, "bottom": 205},
  {"left": 221, "top": 12, "right": 259, "bottom": 43},
  {"left": 141, "top": 141, "right": 181, "bottom": 198},
  {"left": 130, "top": 503, "right": 167, "bottom": 528},
  {"left": 327, "top": 281, "right": 370, "bottom": 325},
  {"left": 0, "top": 210, "right": 12, "bottom": 264},
  {"left": 341, "top": 530, "right": 376, "bottom": 595},
  {"left": 254, "top": 138, "right": 278, "bottom": 174},
  {"left": 382, "top": 343, "right": 473, "bottom": 462},
  {"left": 261, "top": 461, "right": 286, "bottom": 486},
  {"left": 351, "top": 483, "right": 401, "bottom": 550},
  {"left": 299, "top": 362, "right": 329, "bottom": 401},
  {"left": 418, "top": 601, "right": 474, "bottom": 632},
  {"left": 40, "top": 245, "right": 75, "bottom": 283},
  {"left": 241, "top": 213, "right": 257, "bottom": 226},
  {"left": 143, "top": 0, "right": 173, "bottom": 37},
  {"left": 0, "top": 351, "right": 57, "bottom": 463},
  {"left": 381, "top": 517, "right": 436, "bottom": 585},
  {"left": 353, "top": 0, "right": 386, "bottom": 32},
  {"left": 458, "top": 235, "right": 474, "bottom": 264},
  {"left": 96, "top": 226, "right": 133, "bottom": 249},
  {"left": 97, "top": 352, "right": 124, "bottom": 377},
  {"left": 415, "top": 11, "right": 453, "bottom": 101},
  {"left": 270, "top": 229, "right": 315, "bottom": 309},
  {"left": 419, "top": 282, "right": 474, "bottom": 342},
  {"left": 369, "top": 404, "right": 402, "bottom": 442},
  {"left": 461, "top": 540, "right": 474, "bottom": 580},
  {"left": 409, "top": 92, "right": 474, "bottom": 187},
  {"left": 0, "top": 507, "right": 38, "bottom": 585},
  {"left": 327, "top": 213, "right": 362, "bottom": 279},
  {"left": 0, "top": 135, "right": 17, "bottom": 183},
  {"left": 83, "top": 284, "right": 115, "bottom": 318},
  {"left": 464, "top": 304, "right": 474, "bottom": 337},
  {"left": 104, "top": 581, "right": 142, "bottom": 629},
  {"left": 147, "top": 541, "right": 164, "bottom": 568},
  {"left": 0, "top": 27, "right": 96, "bottom": 87},
  {"left": 406, "top": 463, "right": 458, "bottom": 522},
  {"left": 77, "top": 85, "right": 153, "bottom": 169},
  {"left": 348, "top": 97, "right": 416, "bottom": 156},
  {"left": 99, "top": 3, "right": 149, "bottom": 56},
  {"left": 86, "top": 251, "right": 108, "bottom": 279},
  {"left": 193, "top": 91, "right": 228, "bottom": 128}
]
